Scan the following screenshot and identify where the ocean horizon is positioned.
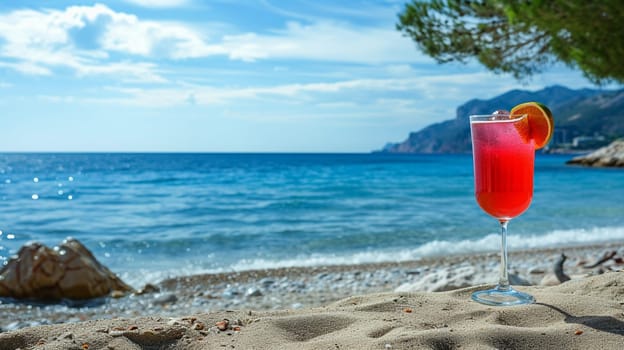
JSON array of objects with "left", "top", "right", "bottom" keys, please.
[{"left": 1, "top": 152, "right": 623, "bottom": 288}]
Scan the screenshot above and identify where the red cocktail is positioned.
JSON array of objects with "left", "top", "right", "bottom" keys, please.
[{"left": 469, "top": 113, "right": 536, "bottom": 306}]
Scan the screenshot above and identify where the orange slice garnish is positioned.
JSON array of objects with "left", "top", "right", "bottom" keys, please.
[{"left": 510, "top": 102, "right": 554, "bottom": 149}]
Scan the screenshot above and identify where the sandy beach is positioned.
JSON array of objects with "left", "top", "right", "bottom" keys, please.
[
  {"left": 1, "top": 271, "right": 623, "bottom": 349},
  {"left": 1, "top": 243, "right": 623, "bottom": 349}
]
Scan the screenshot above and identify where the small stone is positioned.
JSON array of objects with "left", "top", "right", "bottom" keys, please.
[
  {"left": 316, "top": 273, "right": 329, "bottom": 279},
  {"left": 110, "top": 290, "right": 125, "bottom": 298},
  {"left": 403, "top": 308, "right": 413, "bottom": 313},
  {"left": 216, "top": 319, "right": 229, "bottom": 331},
  {"left": 135, "top": 283, "right": 160, "bottom": 295},
  {"left": 259, "top": 278, "right": 275, "bottom": 287},
  {"left": 574, "top": 329, "right": 583, "bottom": 335},
  {"left": 167, "top": 318, "right": 182, "bottom": 326},
  {"left": 153, "top": 293, "right": 178, "bottom": 305},
  {"left": 222, "top": 287, "right": 240, "bottom": 297},
  {"left": 245, "top": 287, "right": 263, "bottom": 297}
]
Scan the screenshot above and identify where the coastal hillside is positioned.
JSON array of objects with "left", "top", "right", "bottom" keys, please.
[{"left": 380, "top": 85, "right": 624, "bottom": 153}]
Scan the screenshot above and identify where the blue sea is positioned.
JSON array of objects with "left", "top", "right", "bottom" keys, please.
[{"left": 0, "top": 153, "right": 623, "bottom": 287}]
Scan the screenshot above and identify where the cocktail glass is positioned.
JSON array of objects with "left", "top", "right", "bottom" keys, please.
[{"left": 469, "top": 113, "right": 536, "bottom": 306}]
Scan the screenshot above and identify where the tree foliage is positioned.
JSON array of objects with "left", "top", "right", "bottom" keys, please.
[{"left": 397, "top": 0, "right": 624, "bottom": 84}]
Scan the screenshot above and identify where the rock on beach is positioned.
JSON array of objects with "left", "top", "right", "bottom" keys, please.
[
  {"left": 567, "top": 140, "right": 624, "bottom": 167},
  {"left": 0, "top": 238, "right": 133, "bottom": 300}
]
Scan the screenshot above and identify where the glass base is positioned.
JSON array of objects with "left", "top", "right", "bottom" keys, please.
[{"left": 471, "top": 286, "right": 535, "bottom": 306}]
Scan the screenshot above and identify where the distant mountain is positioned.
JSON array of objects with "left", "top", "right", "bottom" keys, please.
[{"left": 379, "top": 85, "right": 624, "bottom": 153}]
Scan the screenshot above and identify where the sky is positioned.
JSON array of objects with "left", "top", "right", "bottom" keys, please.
[{"left": 0, "top": 0, "right": 617, "bottom": 152}]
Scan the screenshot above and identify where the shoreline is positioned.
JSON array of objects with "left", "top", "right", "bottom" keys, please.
[
  {"left": 1, "top": 241, "right": 622, "bottom": 333},
  {"left": 159, "top": 241, "right": 624, "bottom": 286}
]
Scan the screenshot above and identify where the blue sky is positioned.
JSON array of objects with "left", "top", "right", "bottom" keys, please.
[{"left": 0, "top": 0, "right": 616, "bottom": 152}]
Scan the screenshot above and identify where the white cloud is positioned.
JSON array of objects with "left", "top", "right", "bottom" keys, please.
[
  {"left": 0, "top": 61, "right": 52, "bottom": 76},
  {"left": 76, "top": 61, "right": 167, "bottom": 83},
  {"left": 385, "top": 64, "right": 418, "bottom": 76},
  {"left": 0, "top": 4, "right": 182, "bottom": 81},
  {"left": 38, "top": 95, "right": 77, "bottom": 103},
  {"left": 220, "top": 21, "right": 426, "bottom": 64},
  {"left": 99, "top": 14, "right": 221, "bottom": 58},
  {"left": 63, "top": 71, "right": 498, "bottom": 108},
  {"left": 0, "top": 3, "right": 425, "bottom": 82},
  {"left": 123, "top": 0, "right": 190, "bottom": 8}
]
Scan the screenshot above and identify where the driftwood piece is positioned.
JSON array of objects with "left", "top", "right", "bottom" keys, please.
[
  {"left": 582, "top": 251, "right": 617, "bottom": 269},
  {"left": 554, "top": 253, "right": 571, "bottom": 283},
  {"left": 554, "top": 250, "right": 623, "bottom": 285}
]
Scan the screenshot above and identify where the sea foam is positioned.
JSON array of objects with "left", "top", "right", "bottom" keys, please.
[{"left": 215, "top": 225, "right": 624, "bottom": 273}]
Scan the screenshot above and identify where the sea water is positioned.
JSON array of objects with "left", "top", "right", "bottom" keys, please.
[{"left": 0, "top": 153, "right": 622, "bottom": 287}]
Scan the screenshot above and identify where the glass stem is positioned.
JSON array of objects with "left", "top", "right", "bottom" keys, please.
[{"left": 498, "top": 219, "right": 510, "bottom": 290}]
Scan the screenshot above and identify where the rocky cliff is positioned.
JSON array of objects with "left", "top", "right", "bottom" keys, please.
[{"left": 380, "top": 85, "right": 624, "bottom": 153}]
